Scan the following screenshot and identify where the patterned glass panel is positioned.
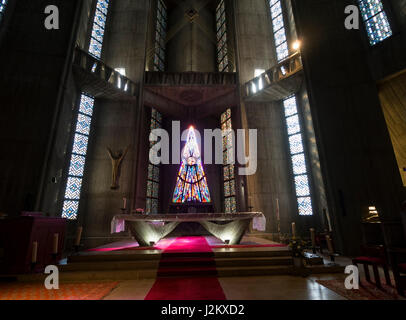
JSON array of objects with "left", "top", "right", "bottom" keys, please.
[
  {"left": 272, "top": 14, "right": 284, "bottom": 32},
  {"left": 148, "top": 164, "right": 154, "bottom": 180},
  {"left": 151, "top": 199, "right": 158, "bottom": 214},
  {"left": 146, "top": 108, "right": 162, "bottom": 213},
  {"left": 79, "top": 95, "right": 95, "bottom": 116},
  {"left": 291, "top": 153, "right": 307, "bottom": 175},
  {"left": 221, "top": 108, "right": 236, "bottom": 213},
  {"left": 270, "top": 0, "right": 289, "bottom": 62},
  {"left": 147, "top": 180, "right": 153, "bottom": 198},
  {"left": 0, "top": 0, "right": 8, "bottom": 23},
  {"left": 62, "top": 201, "right": 79, "bottom": 220},
  {"left": 154, "top": 0, "right": 167, "bottom": 71},
  {"left": 284, "top": 96, "right": 298, "bottom": 117},
  {"left": 89, "top": 38, "right": 102, "bottom": 58},
  {"left": 146, "top": 198, "right": 152, "bottom": 214},
  {"left": 216, "top": 0, "right": 229, "bottom": 72},
  {"left": 270, "top": 1, "right": 282, "bottom": 18},
  {"left": 62, "top": 0, "right": 110, "bottom": 220},
  {"left": 88, "top": 0, "right": 110, "bottom": 58},
  {"left": 365, "top": 12, "right": 392, "bottom": 45},
  {"left": 276, "top": 42, "right": 289, "bottom": 61},
  {"left": 297, "top": 197, "right": 313, "bottom": 216},
  {"left": 289, "top": 134, "right": 304, "bottom": 155},
  {"left": 152, "top": 182, "right": 159, "bottom": 199},
  {"left": 286, "top": 115, "right": 301, "bottom": 135},
  {"left": 68, "top": 154, "right": 86, "bottom": 177},
  {"left": 153, "top": 166, "right": 160, "bottom": 182},
  {"left": 357, "top": 0, "right": 392, "bottom": 45},
  {"left": 295, "top": 175, "right": 310, "bottom": 197},
  {"left": 172, "top": 127, "right": 211, "bottom": 203},
  {"left": 65, "top": 177, "right": 83, "bottom": 200},
  {"left": 72, "top": 134, "right": 89, "bottom": 156},
  {"left": 75, "top": 114, "right": 92, "bottom": 136},
  {"left": 283, "top": 96, "right": 313, "bottom": 216},
  {"left": 0, "top": 0, "right": 8, "bottom": 13}
]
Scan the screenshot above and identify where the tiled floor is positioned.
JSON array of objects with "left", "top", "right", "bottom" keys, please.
[
  {"left": 4, "top": 236, "right": 403, "bottom": 301},
  {"left": 102, "top": 274, "right": 347, "bottom": 300}
]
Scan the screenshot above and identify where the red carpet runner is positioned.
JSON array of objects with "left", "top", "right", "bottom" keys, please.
[{"left": 145, "top": 237, "right": 226, "bottom": 300}]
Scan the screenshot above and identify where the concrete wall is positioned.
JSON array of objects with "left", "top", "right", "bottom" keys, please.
[
  {"left": 243, "top": 101, "right": 298, "bottom": 234},
  {"left": 167, "top": 0, "right": 216, "bottom": 72},
  {"left": 0, "top": 0, "right": 79, "bottom": 216},
  {"left": 234, "top": 0, "right": 325, "bottom": 235},
  {"left": 234, "top": 0, "right": 276, "bottom": 83},
  {"left": 78, "top": 1, "right": 151, "bottom": 246},
  {"left": 292, "top": 0, "right": 406, "bottom": 255},
  {"left": 367, "top": 0, "right": 406, "bottom": 80}
]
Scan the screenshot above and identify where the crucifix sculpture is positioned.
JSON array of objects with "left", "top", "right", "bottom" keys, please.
[{"left": 107, "top": 146, "right": 129, "bottom": 190}]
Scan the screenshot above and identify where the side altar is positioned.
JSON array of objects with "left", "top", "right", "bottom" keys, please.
[{"left": 111, "top": 212, "right": 266, "bottom": 246}]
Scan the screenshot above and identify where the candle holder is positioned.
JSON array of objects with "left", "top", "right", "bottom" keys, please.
[{"left": 121, "top": 208, "right": 127, "bottom": 214}]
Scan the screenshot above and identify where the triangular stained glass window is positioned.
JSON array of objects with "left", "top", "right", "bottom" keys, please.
[{"left": 172, "top": 126, "right": 211, "bottom": 203}]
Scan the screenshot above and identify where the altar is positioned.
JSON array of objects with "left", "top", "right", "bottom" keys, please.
[{"left": 111, "top": 212, "right": 266, "bottom": 246}]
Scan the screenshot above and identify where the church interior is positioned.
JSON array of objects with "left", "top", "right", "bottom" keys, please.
[{"left": 0, "top": 0, "right": 406, "bottom": 302}]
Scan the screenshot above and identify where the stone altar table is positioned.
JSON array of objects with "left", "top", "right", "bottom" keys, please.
[{"left": 111, "top": 212, "right": 266, "bottom": 246}]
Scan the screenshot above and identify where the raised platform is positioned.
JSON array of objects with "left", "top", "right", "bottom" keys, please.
[
  {"left": 15, "top": 236, "right": 345, "bottom": 282},
  {"left": 111, "top": 213, "right": 266, "bottom": 246}
]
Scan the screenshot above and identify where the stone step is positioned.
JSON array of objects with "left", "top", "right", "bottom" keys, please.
[
  {"left": 213, "top": 249, "right": 291, "bottom": 259},
  {"left": 217, "top": 265, "right": 295, "bottom": 277},
  {"left": 67, "top": 248, "right": 291, "bottom": 263},
  {"left": 215, "top": 256, "right": 293, "bottom": 267},
  {"left": 59, "top": 260, "right": 160, "bottom": 272},
  {"left": 68, "top": 251, "right": 161, "bottom": 263},
  {"left": 61, "top": 255, "right": 293, "bottom": 272},
  {"left": 16, "top": 263, "right": 343, "bottom": 282}
]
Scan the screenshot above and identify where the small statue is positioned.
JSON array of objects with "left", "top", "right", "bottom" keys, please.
[{"left": 107, "top": 146, "right": 129, "bottom": 190}]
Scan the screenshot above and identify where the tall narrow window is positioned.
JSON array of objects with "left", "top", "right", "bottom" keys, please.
[
  {"left": 89, "top": 0, "right": 110, "bottom": 59},
  {"left": 146, "top": 108, "right": 162, "bottom": 213},
  {"left": 216, "top": 0, "right": 229, "bottom": 72},
  {"left": 283, "top": 96, "right": 313, "bottom": 216},
  {"left": 154, "top": 0, "right": 167, "bottom": 71},
  {"left": 358, "top": 0, "right": 392, "bottom": 45},
  {"left": 221, "top": 109, "right": 236, "bottom": 213},
  {"left": 0, "top": 0, "right": 8, "bottom": 23},
  {"left": 269, "top": 0, "right": 289, "bottom": 62},
  {"left": 62, "top": 0, "right": 110, "bottom": 220},
  {"left": 62, "top": 95, "right": 95, "bottom": 220}
]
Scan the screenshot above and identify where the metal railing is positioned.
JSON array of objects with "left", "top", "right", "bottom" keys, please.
[
  {"left": 72, "top": 47, "right": 137, "bottom": 97},
  {"left": 244, "top": 52, "right": 303, "bottom": 99},
  {"left": 145, "top": 71, "right": 237, "bottom": 86}
]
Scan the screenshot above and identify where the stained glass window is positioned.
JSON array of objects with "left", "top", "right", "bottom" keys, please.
[
  {"left": 0, "top": 0, "right": 8, "bottom": 24},
  {"left": 172, "top": 127, "right": 212, "bottom": 204},
  {"left": 357, "top": 0, "right": 392, "bottom": 45},
  {"left": 153, "top": 0, "right": 167, "bottom": 71},
  {"left": 62, "top": 94, "right": 95, "bottom": 220},
  {"left": 216, "top": 0, "right": 230, "bottom": 72},
  {"left": 89, "top": 0, "right": 110, "bottom": 58},
  {"left": 221, "top": 109, "right": 236, "bottom": 213},
  {"left": 146, "top": 108, "right": 162, "bottom": 214},
  {"left": 283, "top": 96, "right": 313, "bottom": 216},
  {"left": 62, "top": 1, "right": 110, "bottom": 219},
  {"left": 269, "top": 0, "right": 289, "bottom": 62}
]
